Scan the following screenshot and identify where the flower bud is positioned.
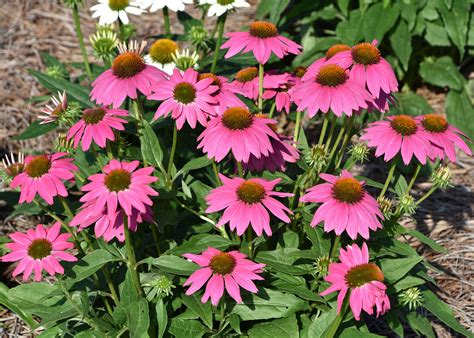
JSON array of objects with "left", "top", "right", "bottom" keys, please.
[
  {"left": 430, "top": 165, "right": 452, "bottom": 189},
  {"left": 399, "top": 287, "right": 424, "bottom": 310},
  {"left": 398, "top": 194, "right": 417, "bottom": 215}
]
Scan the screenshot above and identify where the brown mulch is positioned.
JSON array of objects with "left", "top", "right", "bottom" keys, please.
[{"left": 0, "top": 0, "right": 472, "bottom": 337}]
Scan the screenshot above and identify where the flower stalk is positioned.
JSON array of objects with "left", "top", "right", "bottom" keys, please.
[
  {"left": 210, "top": 13, "right": 227, "bottom": 73},
  {"left": 71, "top": 3, "right": 92, "bottom": 81}
]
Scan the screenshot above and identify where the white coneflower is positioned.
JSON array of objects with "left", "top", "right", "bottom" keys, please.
[
  {"left": 144, "top": 38, "right": 179, "bottom": 75},
  {"left": 91, "top": 0, "right": 144, "bottom": 25},
  {"left": 38, "top": 91, "right": 68, "bottom": 125},
  {"left": 139, "top": 0, "right": 193, "bottom": 12},
  {"left": 199, "top": 0, "right": 250, "bottom": 17}
]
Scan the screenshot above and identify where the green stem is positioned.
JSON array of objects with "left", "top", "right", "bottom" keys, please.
[
  {"left": 415, "top": 185, "right": 437, "bottom": 206},
  {"left": 324, "top": 295, "right": 349, "bottom": 337},
  {"left": 334, "top": 116, "right": 355, "bottom": 169},
  {"left": 123, "top": 211, "right": 143, "bottom": 296},
  {"left": 293, "top": 110, "right": 303, "bottom": 142},
  {"left": 318, "top": 114, "right": 330, "bottom": 146},
  {"left": 163, "top": 7, "right": 171, "bottom": 37},
  {"left": 324, "top": 114, "right": 337, "bottom": 151},
  {"left": 268, "top": 102, "right": 276, "bottom": 118},
  {"left": 212, "top": 160, "right": 221, "bottom": 185},
  {"left": 102, "top": 267, "right": 120, "bottom": 305},
  {"left": 150, "top": 224, "right": 162, "bottom": 255},
  {"left": 246, "top": 227, "right": 253, "bottom": 259},
  {"left": 406, "top": 164, "right": 422, "bottom": 194},
  {"left": 210, "top": 13, "right": 227, "bottom": 73},
  {"left": 71, "top": 3, "right": 92, "bottom": 81},
  {"left": 329, "top": 235, "right": 340, "bottom": 260},
  {"left": 59, "top": 196, "right": 75, "bottom": 220},
  {"left": 236, "top": 161, "right": 244, "bottom": 178},
  {"left": 258, "top": 63, "right": 264, "bottom": 113},
  {"left": 106, "top": 141, "right": 114, "bottom": 160},
  {"left": 379, "top": 161, "right": 397, "bottom": 198},
  {"left": 325, "top": 119, "right": 348, "bottom": 168},
  {"left": 167, "top": 123, "right": 178, "bottom": 179},
  {"left": 174, "top": 198, "right": 219, "bottom": 228}
]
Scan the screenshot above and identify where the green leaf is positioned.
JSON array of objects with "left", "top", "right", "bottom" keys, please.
[
  {"left": 390, "top": 20, "right": 412, "bottom": 70},
  {"left": 127, "top": 298, "right": 150, "bottom": 338},
  {"left": 435, "top": 0, "right": 470, "bottom": 57},
  {"left": 230, "top": 288, "right": 307, "bottom": 321},
  {"left": 336, "top": 9, "right": 365, "bottom": 45},
  {"left": 174, "top": 156, "right": 211, "bottom": 181},
  {"left": 7, "top": 202, "right": 41, "bottom": 220},
  {"left": 405, "top": 312, "right": 435, "bottom": 338},
  {"left": 422, "top": 289, "right": 471, "bottom": 336},
  {"left": 269, "top": 0, "right": 291, "bottom": 24},
  {"left": 181, "top": 294, "right": 213, "bottom": 329},
  {"left": 0, "top": 283, "right": 38, "bottom": 328},
  {"left": 28, "top": 69, "right": 93, "bottom": 107},
  {"left": 229, "top": 313, "right": 242, "bottom": 334},
  {"left": 14, "top": 121, "right": 57, "bottom": 140},
  {"left": 307, "top": 307, "right": 337, "bottom": 338},
  {"left": 168, "top": 319, "right": 207, "bottom": 338},
  {"left": 445, "top": 90, "right": 474, "bottom": 142},
  {"left": 303, "top": 225, "right": 331, "bottom": 256},
  {"left": 405, "top": 228, "right": 447, "bottom": 253},
  {"left": 337, "top": 0, "right": 350, "bottom": 17},
  {"left": 140, "top": 119, "right": 166, "bottom": 174},
  {"left": 256, "top": 249, "right": 313, "bottom": 275},
  {"left": 393, "top": 275, "right": 425, "bottom": 291},
  {"left": 156, "top": 299, "right": 168, "bottom": 338},
  {"left": 169, "top": 234, "right": 234, "bottom": 255},
  {"left": 271, "top": 274, "right": 324, "bottom": 302},
  {"left": 363, "top": 3, "right": 400, "bottom": 42},
  {"left": 142, "top": 255, "right": 198, "bottom": 276},
  {"left": 340, "top": 328, "right": 383, "bottom": 338},
  {"left": 425, "top": 22, "right": 451, "bottom": 46},
  {"left": 61, "top": 249, "right": 119, "bottom": 287},
  {"left": 248, "top": 314, "right": 298, "bottom": 338},
  {"left": 419, "top": 56, "right": 464, "bottom": 90},
  {"left": 393, "top": 92, "right": 433, "bottom": 115},
  {"left": 379, "top": 256, "right": 423, "bottom": 283}
]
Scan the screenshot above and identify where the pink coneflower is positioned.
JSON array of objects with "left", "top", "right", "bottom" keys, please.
[
  {"left": 183, "top": 247, "right": 265, "bottom": 305},
  {"left": 71, "top": 202, "right": 154, "bottom": 242},
  {"left": 197, "top": 107, "right": 279, "bottom": 163},
  {"left": 243, "top": 115, "right": 299, "bottom": 172},
  {"left": 79, "top": 159, "right": 158, "bottom": 218},
  {"left": 360, "top": 115, "right": 434, "bottom": 165},
  {"left": 232, "top": 67, "right": 260, "bottom": 100},
  {"left": 67, "top": 107, "right": 128, "bottom": 151},
  {"left": 1, "top": 222, "right": 77, "bottom": 282},
  {"left": 148, "top": 68, "right": 219, "bottom": 129},
  {"left": 292, "top": 62, "right": 372, "bottom": 117},
  {"left": 38, "top": 91, "right": 68, "bottom": 124},
  {"left": 416, "top": 114, "right": 472, "bottom": 162},
  {"left": 330, "top": 40, "right": 398, "bottom": 101},
  {"left": 300, "top": 170, "right": 383, "bottom": 239},
  {"left": 198, "top": 73, "right": 246, "bottom": 115},
  {"left": 320, "top": 243, "right": 390, "bottom": 320},
  {"left": 206, "top": 175, "right": 292, "bottom": 236},
  {"left": 221, "top": 21, "right": 302, "bottom": 64},
  {"left": 302, "top": 44, "right": 352, "bottom": 81},
  {"left": 262, "top": 73, "right": 296, "bottom": 114},
  {"left": 91, "top": 41, "right": 167, "bottom": 108},
  {"left": 10, "top": 153, "right": 78, "bottom": 205}
]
